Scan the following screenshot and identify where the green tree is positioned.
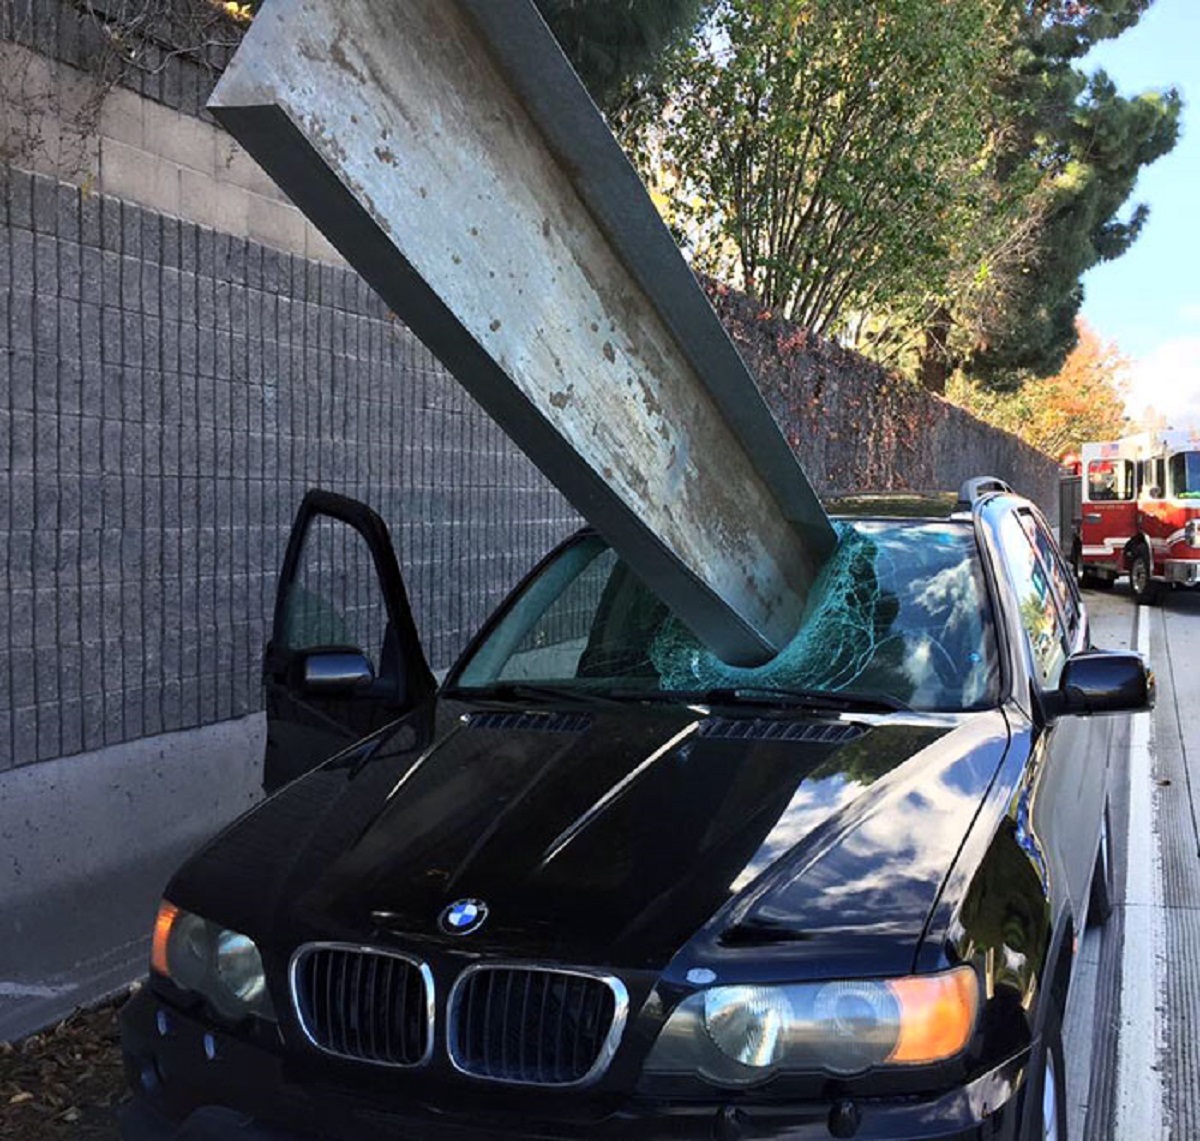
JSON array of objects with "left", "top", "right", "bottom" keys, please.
[
  {"left": 627, "top": 0, "right": 1009, "bottom": 337},
  {"left": 954, "top": 0, "right": 1180, "bottom": 389}
]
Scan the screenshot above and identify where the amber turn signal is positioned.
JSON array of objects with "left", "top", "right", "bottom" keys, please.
[
  {"left": 151, "top": 900, "right": 180, "bottom": 978},
  {"left": 887, "top": 966, "right": 979, "bottom": 1064}
]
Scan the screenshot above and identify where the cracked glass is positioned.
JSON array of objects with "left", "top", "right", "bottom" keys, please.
[{"left": 456, "top": 520, "right": 999, "bottom": 712}]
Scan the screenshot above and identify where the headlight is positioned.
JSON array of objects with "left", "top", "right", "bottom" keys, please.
[
  {"left": 645, "top": 966, "right": 978, "bottom": 1086},
  {"left": 1185, "top": 520, "right": 1200, "bottom": 548},
  {"left": 151, "top": 900, "right": 275, "bottom": 1022},
  {"left": 703, "top": 986, "right": 790, "bottom": 1068}
]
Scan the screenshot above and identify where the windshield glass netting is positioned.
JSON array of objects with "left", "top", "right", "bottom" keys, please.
[{"left": 455, "top": 521, "right": 999, "bottom": 712}]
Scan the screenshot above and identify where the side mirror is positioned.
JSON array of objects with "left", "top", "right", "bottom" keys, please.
[
  {"left": 301, "top": 650, "right": 375, "bottom": 694},
  {"left": 1056, "top": 650, "right": 1155, "bottom": 717}
]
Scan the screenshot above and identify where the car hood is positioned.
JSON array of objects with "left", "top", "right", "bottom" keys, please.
[{"left": 170, "top": 701, "right": 1009, "bottom": 975}]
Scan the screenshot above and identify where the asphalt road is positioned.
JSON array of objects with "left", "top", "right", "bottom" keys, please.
[{"left": 1065, "top": 581, "right": 1200, "bottom": 1140}]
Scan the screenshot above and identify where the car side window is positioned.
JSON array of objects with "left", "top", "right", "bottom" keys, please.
[
  {"left": 280, "top": 515, "right": 387, "bottom": 670},
  {"left": 996, "top": 512, "right": 1069, "bottom": 689},
  {"left": 1019, "top": 510, "right": 1079, "bottom": 641}
]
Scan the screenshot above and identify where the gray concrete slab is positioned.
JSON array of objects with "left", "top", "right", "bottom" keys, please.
[
  {"left": 0, "top": 716, "right": 264, "bottom": 1043},
  {"left": 208, "top": 0, "right": 836, "bottom": 666}
]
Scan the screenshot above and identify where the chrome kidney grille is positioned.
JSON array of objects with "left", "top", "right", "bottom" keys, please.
[
  {"left": 448, "top": 966, "right": 628, "bottom": 1086},
  {"left": 290, "top": 945, "right": 433, "bottom": 1067}
]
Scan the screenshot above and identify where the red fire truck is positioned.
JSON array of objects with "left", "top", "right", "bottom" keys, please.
[{"left": 1060, "top": 428, "right": 1200, "bottom": 603}]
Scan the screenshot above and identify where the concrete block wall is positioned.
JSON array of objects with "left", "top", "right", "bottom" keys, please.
[
  {"left": 0, "top": 17, "right": 1066, "bottom": 774},
  {"left": 0, "top": 37, "right": 342, "bottom": 266},
  {"left": 0, "top": 165, "right": 579, "bottom": 771},
  {"left": 0, "top": 7, "right": 584, "bottom": 1037}
]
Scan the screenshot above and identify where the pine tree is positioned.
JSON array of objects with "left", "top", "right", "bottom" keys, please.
[{"left": 960, "top": 0, "right": 1181, "bottom": 388}]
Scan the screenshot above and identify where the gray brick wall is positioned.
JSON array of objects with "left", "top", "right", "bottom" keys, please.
[{"left": 0, "top": 167, "right": 579, "bottom": 770}]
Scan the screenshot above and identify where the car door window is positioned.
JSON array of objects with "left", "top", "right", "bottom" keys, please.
[
  {"left": 263, "top": 490, "right": 435, "bottom": 794},
  {"left": 280, "top": 515, "right": 387, "bottom": 670},
  {"left": 997, "top": 512, "right": 1069, "bottom": 688},
  {"left": 1019, "top": 510, "right": 1079, "bottom": 642}
]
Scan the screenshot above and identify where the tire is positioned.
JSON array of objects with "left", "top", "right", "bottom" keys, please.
[
  {"left": 1130, "top": 548, "right": 1160, "bottom": 606},
  {"left": 1071, "top": 543, "right": 1089, "bottom": 588},
  {"left": 1087, "top": 800, "right": 1113, "bottom": 928},
  {"left": 1071, "top": 543, "right": 1108, "bottom": 591},
  {"left": 1027, "top": 1003, "right": 1068, "bottom": 1141}
]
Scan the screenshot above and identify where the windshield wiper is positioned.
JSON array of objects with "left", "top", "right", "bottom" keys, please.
[
  {"left": 443, "top": 682, "right": 623, "bottom": 707},
  {"left": 610, "top": 685, "right": 908, "bottom": 713}
]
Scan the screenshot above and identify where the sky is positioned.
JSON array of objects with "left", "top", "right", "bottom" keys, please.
[{"left": 1079, "top": 0, "right": 1200, "bottom": 428}]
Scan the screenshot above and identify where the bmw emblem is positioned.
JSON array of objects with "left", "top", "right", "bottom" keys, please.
[{"left": 439, "top": 898, "right": 488, "bottom": 936}]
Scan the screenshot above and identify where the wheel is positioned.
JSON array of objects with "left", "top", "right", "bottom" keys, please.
[
  {"left": 1087, "top": 800, "right": 1113, "bottom": 928},
  {"left": 1070, "top": 543, "right": 1088, "bottom": 587},
  {"left": 1129, "top": 549, "right": 1160, "bottom": 606},
  {"left": 1071, "top": 543, "right": 1106, "bottom": 590},
  {"left": 1026, "top": 1003, "right": 1068, "bottom": 1141}
]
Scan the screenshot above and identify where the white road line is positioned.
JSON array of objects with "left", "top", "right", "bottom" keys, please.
[
  {"left": 0, "top": 982, "right": 75, "bottom": 999},
  {"left": 1114, "top": 612, "right": 1166, "bottom": 1140}
]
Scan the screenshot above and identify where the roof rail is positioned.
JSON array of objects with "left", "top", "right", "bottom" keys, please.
[{"left": 956, "top": 476, "right": 1014, "bottom": 511}]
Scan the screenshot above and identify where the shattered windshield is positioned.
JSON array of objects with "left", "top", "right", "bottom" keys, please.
[{"left": 453, "top": 520, "right": 999, "bottom": 712}]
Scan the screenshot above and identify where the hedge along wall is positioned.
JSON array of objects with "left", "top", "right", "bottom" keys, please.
[{"left": 708, "top": 283, "right": 1061, "bottom": 510}]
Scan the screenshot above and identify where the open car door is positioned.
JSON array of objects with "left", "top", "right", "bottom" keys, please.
[{"left": 262, "top": 489, "right": 435, "bottom": 793}]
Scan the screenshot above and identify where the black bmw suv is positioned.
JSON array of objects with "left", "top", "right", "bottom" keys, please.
[{"left": 120, "top": 484, "right": 1153, "bottom": 1140}]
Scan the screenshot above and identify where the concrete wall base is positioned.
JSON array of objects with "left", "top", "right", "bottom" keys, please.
[{"left": 0, "top": 714, "right": 265, "bottom": 1042}]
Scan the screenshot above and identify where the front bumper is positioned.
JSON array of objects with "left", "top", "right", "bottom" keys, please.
[
  {"left": 1164, "top": 558, "right": 1200, "bottom": 586},
  {"left": 120, "top": 989, "right": 1031, "bottom": 1141}
]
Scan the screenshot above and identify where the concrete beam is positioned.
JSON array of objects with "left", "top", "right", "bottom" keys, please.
[{"left": 209, "top": 0, "right": 836, "bottom": 664}]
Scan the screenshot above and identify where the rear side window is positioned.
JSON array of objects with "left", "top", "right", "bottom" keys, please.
[
  {"left": 996, "top": 512, "right": 1069, "bottom": 688},
  {"left": 1019, "top": 511, "right": 1079, "bottom": 641}
]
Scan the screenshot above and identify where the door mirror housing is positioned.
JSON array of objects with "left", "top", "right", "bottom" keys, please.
[
  {"left": 300, "top": 650, "right": 375, "bottom": 695},
  {"left": 1054, "top": 650, "right": 1155, "bottom": 717}
]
